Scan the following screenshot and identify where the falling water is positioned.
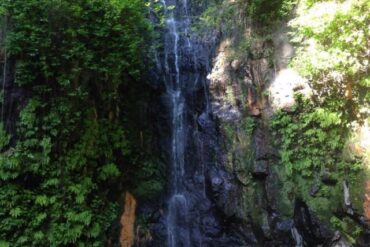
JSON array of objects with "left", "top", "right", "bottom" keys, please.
[
  {"left": 343, "top": 180, "right": 353, "bottom": 215},
  {"left": 160, "top": 1, "right": 192, "bottom": 246},
  {"left": 291, "top": 226, "right": 304, "bottom": 247}
]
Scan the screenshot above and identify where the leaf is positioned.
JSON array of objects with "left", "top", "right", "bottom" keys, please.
[
  {"left": 35, "top": 195, "right": 48, "bottom": 206},
  {"left": 10, "top": 208, "right": 22, "bottom": 218},
  {"left": 0, "top": 241, "right": 10, "bottom": 247},
  {"left": 99, "top": 163, "right": 120, "bottom": 180}
]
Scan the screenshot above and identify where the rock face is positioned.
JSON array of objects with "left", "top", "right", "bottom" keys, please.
[
  {"left": 147, "top": 1, "right": 255, "bottom": 246},
  {"left": 145, "top": 1, "right": 365, "bottom": 247}
]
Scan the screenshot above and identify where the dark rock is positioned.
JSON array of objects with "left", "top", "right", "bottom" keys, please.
[
  {"left": 275, "top": 219, "right": 294, "bottom": 233},
  {"left": 294, "top": 199, "right": 334, "bottom": 245},
  {"left": 264, "top": 167, "right": 280, "bottom": 212},
  {"left": 321, "top": 173, "right": 338, "bottom": 186},
  {"left": 269, "top": 219, "right": 296, "bottom": 245},
  {"left": 208, "top": 168, "right": 238, "bottom": 218},
  {"left": 149, "top": 221, "right": 167, "bottom": 246},
  {"left": 356, "top": 231, "right": 370, "bottom": 247},
  {"left": 253, "top": 127, "right": 270, "bottom": 160},
  {"left": 211, "top": 177, "right": 223, "bottom": 187},
  {"left": 310, "top": 184, "right": 320, "bottom": 197},
  {"left": 197, "top": 112, "right": 213, "bottom": 131},
  {"left": 252, "top": 160, "right": 269, "bottom": 180},
  {"left": 327, "top": 231, "right": 350, "bottom": 247},
  {"left": 202, "top": 216, "right": 222, "bottom": 237},
  {"left": 145, "top": 0, "right": 363, "bottom": 246}
]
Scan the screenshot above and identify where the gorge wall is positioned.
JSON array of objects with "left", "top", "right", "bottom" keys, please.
[
  {"left": 140, "top": 0, "right": 370, "bottom": 246},
  {"left": 0, "top": 0, "right": 368, "bottom": 246}
]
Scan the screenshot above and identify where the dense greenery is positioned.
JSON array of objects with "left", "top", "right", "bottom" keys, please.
[
  {"left": 247, "top": 0, "right": 297, "bottom": 24},
  {"left": 271, "top": 95, "right": 365, "bottom": 240},
  {"left": 290, "top": 0, "right": 370, "bottom": 122},
  {"left": 0, "top": 0, "right": 162, "bottom": 246},
  {"left": 271, "top": 0, "right": 370, "bottom": 242},
  {"left": 197, "top": 0, "right": 297, "bottom": 33},
  {"left": 200, "top": 0, "right": 370, "bottom": 241}
]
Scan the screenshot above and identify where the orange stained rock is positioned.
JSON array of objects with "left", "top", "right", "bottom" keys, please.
[
  {"left": 120, "top": 192, "right": 137, "bottom": 247},
  {"left": 247, "top": 87, "right": 261, "bottom": 116}
]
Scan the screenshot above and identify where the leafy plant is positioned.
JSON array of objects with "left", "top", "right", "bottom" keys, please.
[
  {"left": 271, "top": 94, "right": 365, "bottom": 238},
  {"left": 0, "top": 0, "right": 159, "bottom": 246}
]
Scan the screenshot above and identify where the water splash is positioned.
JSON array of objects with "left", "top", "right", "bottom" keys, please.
[{"left": 167, "top": 194, "right": 191, "bottom": 247}]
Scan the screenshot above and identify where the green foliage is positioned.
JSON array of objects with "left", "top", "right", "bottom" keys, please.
[
  {"left": 227, "top": 37, "right": 253, "bottom": 61},
  {"left": 247, "top": 0, "right": 297, "bottom": 24},
  {"left": 197, "top": 0, "right": 297, "bottom": 32},
  {"left": 271, "top": 95, "right": 345, "bottom": 177},
  {"left": 129, "top": 159, "right": 164, "bottom": 199},
  {"left": 330, "top": 216, "right": 363, "bottom": 243},
  {"left": 0, "top": 0, "right": 158, "bottom": 246},
  {"left": 270, "top": 0, "right": 369, "bottom": 240},
  {"left": 271, "top": 94, "right": 365, "bottom": 238},
  {"left": 0, "top": 123, "right": 9, "bottom": 150},
  {"left": 196, "top": 0, "right": 239, "bottom": 34},
  {"left": 242, "top": 116, "right": 257, "bottom": 138},
  {"left": 289, "top": 0, "right": 370, "bottom": 122}
]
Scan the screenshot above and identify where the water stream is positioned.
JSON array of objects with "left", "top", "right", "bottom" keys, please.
[{"left": 161, "top": 1, "right": 193, "bottom": 246}]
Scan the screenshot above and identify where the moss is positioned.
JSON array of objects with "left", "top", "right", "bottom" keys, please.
[
  {"left": 241, "top": 180, "right": 267, "bottom": 225},
  {"left": 225, "top": 85, "right": 237, "bottom": 106}
]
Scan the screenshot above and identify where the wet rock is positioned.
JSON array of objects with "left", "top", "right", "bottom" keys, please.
[
  {"left": 202, "top": 216, "right": 222, "bottom": 237},
  {"left": 252, "top": 160, "right": 269, "bottom": 180},
  {"left": 149, "top": 221, "right": 167, "bottom": 246},
  {"left": 328, "top": 231, "right": 351, "bottom": 247},
  {"left": 310, "top": 184, "right": 320, "bottom": 197},
  {"left": 210, "top": 176, "right": 224, "bottom": 197},
  {"left": 265, "top": 217, "right": 297, "bottom": 246},
  {"left": 253, "top": 127, "right": 270, "bottom": 160},
  {"left": 208, "top": 168, "right": 238, "bottom": 218},
  {"left": 276, "top": 219, "right": 294, "bottom": 233},
  {"left": 197, "top": 112, "right": 214, "bottom": 132},
  {"left": 197, "top": 112, "right": 209, "bottom": 129},
  {"left": 294, "top": 199, "right": 334, "bottom": 245},
  {"left": 356, "top": 231, "right": 370, "bottom": 247}
]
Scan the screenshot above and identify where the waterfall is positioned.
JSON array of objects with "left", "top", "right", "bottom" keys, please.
[
  {"left": 154, "top": 0, "right": 221, "bottom": 245},
  {"left": 160, "top": 1, "right": 192, "bottom": 246},
  {"left": 291, "top": 226, "right": 304, "bottom": 247},
  {"left": 343, "top": 180, "right": 354, "bottom": 215}
]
